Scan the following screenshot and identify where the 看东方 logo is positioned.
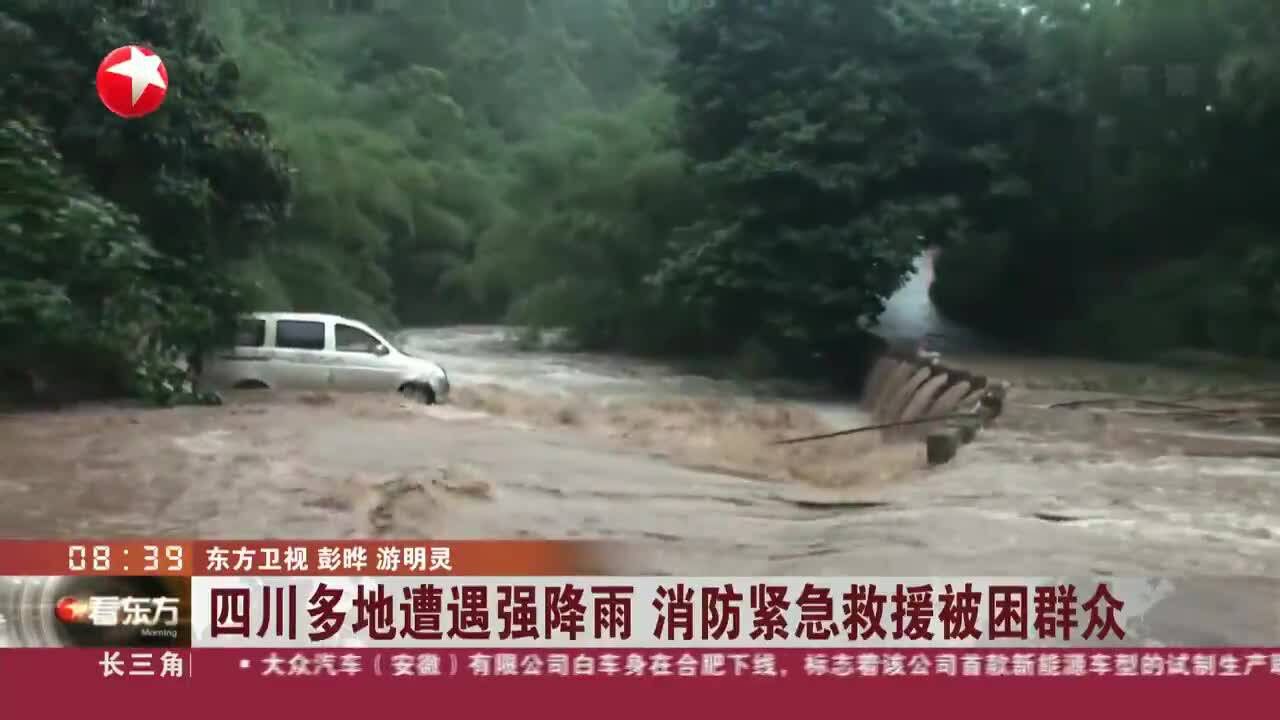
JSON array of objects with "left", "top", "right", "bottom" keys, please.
[{"left": 54, "top": 596, "right": 179, "bottom": 627}]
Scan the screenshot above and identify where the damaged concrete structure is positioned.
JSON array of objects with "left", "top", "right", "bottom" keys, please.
[{"left": 859, "top": 345, "right": 1008, "bottom": 465}]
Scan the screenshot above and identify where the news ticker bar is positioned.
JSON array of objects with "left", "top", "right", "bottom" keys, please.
[
  {"left": 3, "top": 650, "right": 1273, "bottom": 716},
  {"left": 3, "top": 575, "right": 1279, "bottom": 649},
  {"left": 0, "top": 540, "right": 605, "bottom": 576},
  {"left": 45, "top": 648, "right": 1280, "bottom": 681}
]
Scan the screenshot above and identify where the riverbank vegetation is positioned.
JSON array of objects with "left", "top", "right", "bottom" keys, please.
[{"left": 2, "top": 0, "right": 1278, "bottom": 402}]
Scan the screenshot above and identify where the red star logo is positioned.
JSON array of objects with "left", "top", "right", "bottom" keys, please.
[
  {"left": 95, "top": 45, "right": 169, "bottom": 119},
  {"left": 55, "top": 596, "right": 88, "bottom": 623}
]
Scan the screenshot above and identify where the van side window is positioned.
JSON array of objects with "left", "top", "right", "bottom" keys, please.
[
  {"left": 335, "top": 324, "right": 381, "bottom": 353},
  {"left": 275, "top": 320, "right": 326, "bottom": 350},
  {"left": 234, "top": 318, "right": 266, "bottom": 348}
]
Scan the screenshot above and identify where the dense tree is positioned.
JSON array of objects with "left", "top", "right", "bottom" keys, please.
[
  {"left": 5, "top": 0, "right": 1280, "bottom": 406},
  {"left": 932, "top": 0, "right": 1280, "bottom": 359},
  {"left": 656, "top": 0, "right": 1029, "bottom": 377},
  {"left": 469, "top": 90, "right": 711, "bottom": 354},
  {"left": 205, "top": 0, "right": 670, "bottom": 328},
  {"left": 0, "top": 118, "right": 186, "bottom": 402},
  {"left": 0, "top": 0, "right": 290, "bottom": 402}
]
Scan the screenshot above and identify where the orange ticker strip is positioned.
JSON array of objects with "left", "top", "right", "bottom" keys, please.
[
  {"left": 0, "top": 540, "right": 617, "bottom": 577},
  {"left": 190, "top": 540, "right": 613, "bottom": 576}
]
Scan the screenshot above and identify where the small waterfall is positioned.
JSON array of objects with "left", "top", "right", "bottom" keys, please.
[
  {"left": 873, "top": 249, "right": 986, "bottom": 354},
  {"left": 861, "top": 250, "right": 1002, "bottom": 433}
]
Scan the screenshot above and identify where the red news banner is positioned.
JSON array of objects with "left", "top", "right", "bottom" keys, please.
[{"left": 0, "top": 539, "right": 1276, "bottom": 706}]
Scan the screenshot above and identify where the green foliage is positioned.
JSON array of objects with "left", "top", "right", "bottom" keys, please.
[
  {"left": 8, "top": 0, "right": 1280, "bottom": 408},
  {"left": 471, "top": 90, "right": 711, "bottom": 353},
  {"left": 2, "top": 0, "right": 292, "bottom": 265},
  {"left": 656, "top": 0, "right": 1027, "bottom": 373},
  {"left": 931, "top": 0, "right": 1280, "bottom": 359},
  {"left": 204, "top": 0, "right": 669, "bottom": 326},
  {"left": 0, "top": 0, "right": 292, "bottom": 403},
  {"left": 0, "top": 119, "right": 216, "bottom": 404}
]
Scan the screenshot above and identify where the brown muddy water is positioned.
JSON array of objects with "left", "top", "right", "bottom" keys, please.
[
  {"left": 6, "top": 253, "right": 1279, "bottom": 643},
  {"left": 2, "top": 324, "right": 1277, "bottom": 585}
]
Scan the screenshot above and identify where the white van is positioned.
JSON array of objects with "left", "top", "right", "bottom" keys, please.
[{"left": 200, "top": 312, "right": 449, "bottom": 403}]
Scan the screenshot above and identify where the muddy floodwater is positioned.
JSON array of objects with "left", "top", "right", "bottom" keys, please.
[
  {"left": 2, "top": 326, "right": 1277, "bottom": 571},
  {"left": 2, "top": 266, "right": 1279, "bottom": 643}
]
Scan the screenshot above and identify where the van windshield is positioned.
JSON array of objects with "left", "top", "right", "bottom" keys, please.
[
  {"left": 369, "top": 324, "right": 405, "bottom": 353},
  {"left": 344, "top": 322, "right": 405, "bottom": 355},
  {"left": 335, "top": 323, "right": 386, "bottom": 354}
]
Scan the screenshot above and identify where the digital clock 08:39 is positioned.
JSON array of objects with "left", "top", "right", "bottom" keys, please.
[{"left": 66, "top": 543, "right": 187, "bottom": 575}]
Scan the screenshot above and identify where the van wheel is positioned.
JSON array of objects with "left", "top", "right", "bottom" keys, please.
[
  {"left": 399, "top": 382, "right": 436, "bottom": 405},
  {"left": 233, "top": 380, "right": 270, "bottom": 390}
]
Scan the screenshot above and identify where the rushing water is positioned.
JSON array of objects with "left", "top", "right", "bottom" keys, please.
[
  {"left": 0, "top": 256, "right": 1277, "bottom": 640},
  {"left": 873, "top": 250, "right": 994, "bottom": 353}
]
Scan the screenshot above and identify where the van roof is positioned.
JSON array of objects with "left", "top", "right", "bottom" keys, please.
[
  {"left": 246, "top": 311, "right": 347, "bottom": 323},
  {"left": 244, "top": 312, "right": 382, "bottom": 334}
]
